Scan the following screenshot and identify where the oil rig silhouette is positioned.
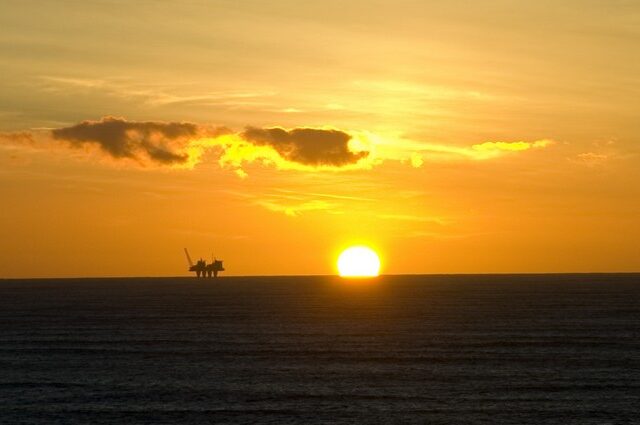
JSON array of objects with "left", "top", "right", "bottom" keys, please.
[{"left": 184, "top": 248, "right": 225, "bottom": 278}]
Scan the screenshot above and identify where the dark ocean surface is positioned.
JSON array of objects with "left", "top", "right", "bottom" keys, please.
[{"left": 0, "top": 274, "right": 638, "bottom": 424}]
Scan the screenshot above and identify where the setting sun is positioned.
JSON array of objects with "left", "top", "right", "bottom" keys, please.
[{"left": 337, "top": 246, "right": 381, "bottom": 277}]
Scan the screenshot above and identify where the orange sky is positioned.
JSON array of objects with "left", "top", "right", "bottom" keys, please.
[{"left": 1, "top": 0, "right": 639, "bottom": 277}]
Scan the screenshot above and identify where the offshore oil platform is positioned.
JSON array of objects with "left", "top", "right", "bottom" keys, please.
[{"left": 184, "top": 248, "right": 225, "bottom": 278}]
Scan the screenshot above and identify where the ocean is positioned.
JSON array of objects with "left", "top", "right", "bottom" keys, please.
[{"left": 0, "top": 274, "right": 638, "bottom": 424}]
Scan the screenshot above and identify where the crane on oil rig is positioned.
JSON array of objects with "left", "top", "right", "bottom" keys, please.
[{"left": 184, "top": 248, "right": 225, "bottom": 278}]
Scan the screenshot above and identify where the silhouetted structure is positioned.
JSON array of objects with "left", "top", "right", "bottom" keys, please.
[{"left": 184, "top": 248, "right": 225, "bottom": 278}]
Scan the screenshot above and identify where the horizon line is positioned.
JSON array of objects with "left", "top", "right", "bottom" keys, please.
[{"left": 1, "top": 271, "right": 639, "bottom": 281}]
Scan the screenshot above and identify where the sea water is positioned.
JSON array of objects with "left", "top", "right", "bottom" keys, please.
[{"left": 0, "top": 274, "right": 638, "bottom": 424}]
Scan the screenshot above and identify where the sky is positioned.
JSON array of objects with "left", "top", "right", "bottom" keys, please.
[{"left": 1, "top": 0, "right": 639, "bottom": 277}]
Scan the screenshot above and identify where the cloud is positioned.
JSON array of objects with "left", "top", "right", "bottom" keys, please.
[
  {"left": 241, "top": 126, "right": 368, "bottom": 167},
  {"left": 46, "top": 118, "right": 368, "bottom": 170},
  {"left": 38, "top": 75, "right": 276, "bottom": 109},
  {"left": 0, "top": 132, "right": 39, "bottom": 166},
  {"left": 471, "top": 139, "right": 553, "bottom": 158},
  {"left": 377, "top": 214, "right": 450, "bottom": 225},
  {"left": 575, "top": 152, "right": 609, "bottom": 166},
  {"left": 51, "top": 116, "right": 200, "bottom": 165},
  {"left": 4, "top": 116, "right": 555, "bottom": 175},
  {"left": 241, "top": 189, "right": 373, "bottom": 216},
  {"left": 257, "top": 199, "right": 336, "bottom": 216},
  {"left": 410, "top": 152, "right": 424, "bottom": 168},
  {"left": 0, "top": 132, "right": 37, "bottom": 147},
  {"left": 273, "top": 189, "right": 373, "bottom": 202},
  {"left": 366, "top": 132, "right": 554, "bottom": 167}
]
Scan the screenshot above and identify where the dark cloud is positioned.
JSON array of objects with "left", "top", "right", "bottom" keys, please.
[
  {"left": 241, "top": 126, "right": 368, "bottom": 166},
  {"left": 41, "top": 118, "right": 368, "bottom": 169},
  {"left": 51, "top": 116, "right": 199, "bottom": 164}
]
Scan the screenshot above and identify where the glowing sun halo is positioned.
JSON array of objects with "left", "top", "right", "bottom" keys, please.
[{"left": 337, "top": 246, "right": 381, "bottom": 277}]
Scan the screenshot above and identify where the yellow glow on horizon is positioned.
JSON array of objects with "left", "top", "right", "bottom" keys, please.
[{"left": 337, "top": 246, "right": 381, "bottom": 277}]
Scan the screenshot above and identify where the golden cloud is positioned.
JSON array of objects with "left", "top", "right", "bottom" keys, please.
[
  {"left": 256, "top": 199, "right": 337, "bottom": 216},
  {"left": 471, "top": 139, "right": 553, "bottom": 158},
  {"left": 0, "top": 132, "right": 37, "bottom": 147}
]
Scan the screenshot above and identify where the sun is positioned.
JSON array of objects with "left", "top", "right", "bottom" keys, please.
[{"left": 337, "top": 246, "right": 381, "bottom": 277}]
